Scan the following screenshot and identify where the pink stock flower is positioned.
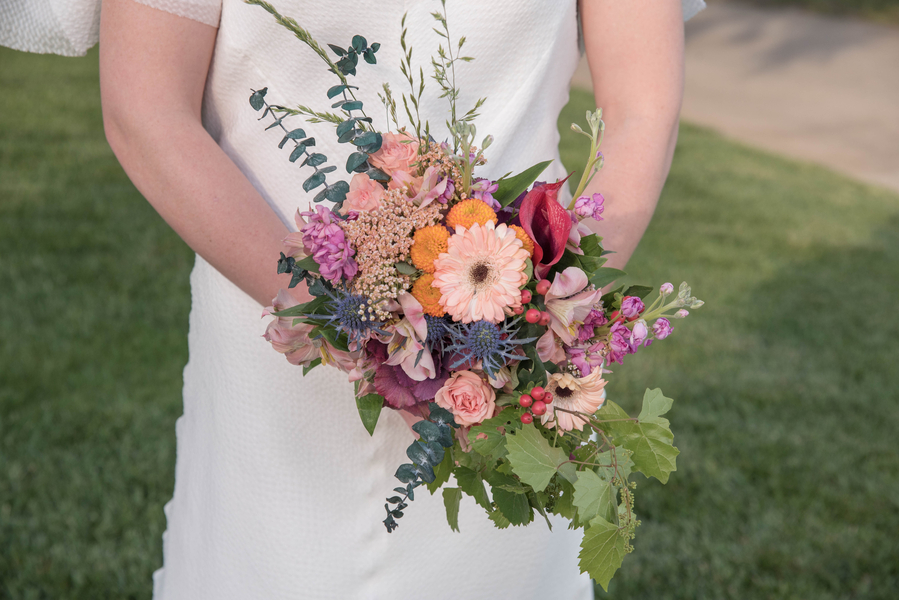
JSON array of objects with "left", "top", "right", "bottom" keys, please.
[
  {"left": 620, "top": 296, "right": 645, "bottom": 319},
  {"left": 542, "top": 368, "right": 607, "bottom": 432},
  {"left": 341, "top": 173, "right": 385, "bottom": 215},
  {"left": 653, "top": 318, "right": 673, "bottom": 340},
  {"left": 566, "top": 210, "right": 594, "bottom": 254},
  {"left": 630, "top": 320, "right": 649, "bottom": 350},
  {"left": 577, "top": 308, "right": 608, "bottom": 343},
  {"left": 369, "top": 131, "right": 419, "bottom": 177},
  {"left": 470, "top": 178, "right": 500, "bottom": 210},
  {"left": 566, "top": 342, "right": 606, "bottom": 377},
  {"left": 434, "top": 370, "right": 496, "bottom": 427},
  {"left": 544, "top": 266, "right": 603, "bottom": 344},
  {"left": 607, "top": 321, "right": 632, "bottom": 365},
  {"left": 262, "top": 290, "right": 321, "bottom": 367},
  {"left": 299, "top": 205, "right": 358, "bottom": 282},
  {"left": 433, "top": 221, "right": 529, "bottom": 324},
  {"left": 660, "top": 282, "right": 675, "bottom": 295},
  {"left": 573, "top": 192, "right": 605, "bottom": 221}
]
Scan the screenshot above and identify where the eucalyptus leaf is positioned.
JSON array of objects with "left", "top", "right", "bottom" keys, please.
[
  {"left": 327, "top": 44, "right": 347, "bottom": 56},
  {"left": 327, "top": 84, "right": 348, "bottom": 98},
  {"left": 288, "top": 144, "right": 306, "bottom": 163},
  {"left": 278, "top": 128, "right": 306, "bottom": 149},
  {"left": 346, "top": 151, "right": 369, "bottom": 173},
  {"left": 351, "top": 35, "right": 367, "bottom": 52},
  {"left": 353, "top": 131, "right": 378, "bottom": 147},
  {"left": 304, "top": 153, "right": 328, "bottom": 167},
  {"left": 395, "top": 463, "right": 417, "bottom": 484},
  {"left": 342, "top": 100, "right": 364, "bottom": 112},
  {"left": 249, "top": 88, "right": 267, "bottom": 111},
  {"left": 303, "top": 172, "right": 327, "bottom": 192},
  {"left": 336, "top": 118, "right": 357, "bottom": 137}
]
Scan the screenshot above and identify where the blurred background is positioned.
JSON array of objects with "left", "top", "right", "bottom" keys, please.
[{"left": 1, "top": 0, "right": 897, "bottom": 598}]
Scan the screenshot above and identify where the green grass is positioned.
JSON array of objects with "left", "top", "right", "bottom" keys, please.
[
  {"left": 711, "top": 0, "right": 899, "bottom": 25},
  {"left": 1, "top": 47, "right": 898, "bottom": 599}
]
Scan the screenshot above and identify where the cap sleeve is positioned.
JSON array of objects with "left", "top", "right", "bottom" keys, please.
[
  {"left": 0, "top": 0, "right": 221, "bottom": 57},
  {"left": 683, "top": 0, "right": 706, "bottom": 21}
]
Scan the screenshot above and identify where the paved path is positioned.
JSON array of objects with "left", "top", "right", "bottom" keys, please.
[{"left": 572, "top": 3, "right": 899, "bottom": 194}]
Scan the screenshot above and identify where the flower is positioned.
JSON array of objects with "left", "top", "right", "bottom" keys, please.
[
  {"left": 566, "top": 343, "right": 606, "bottom": 377},
  {"left": 262, "top": 290, "right": 321, "bottom": 367},
  {"left": 433, "top": 221, "right": 529, "bottom": 323},
  {"left": 573, "top": 192, "right": 605, "bottom": 221},
  {"left": 445, "top": 198, "right": 498, "bottom": 230},
  {"left": 577, "top": 308, "right": 608, "bottom": 343},
  {"left": 659, "top": 282, "right": 674, "bottom": 295},
  {"left": 674, "top": 309, "right": 689, "bottom": 319},
  {"left": 630, "top": 320, "right": 649, "bottom": 349},
  {"left": 620, "top": 296, "right": 645, "bottom": 319},
  {"left": 509, "top": 224, "right": 535, "bottom": 257},
  {"left": 303, "top": 287, "right": 387, "bottom": 346},
  {"left": 410, "top": 166, "right": 450, "bottom": 208},
  {"left": 518, "top": 178, "right": 573, "bottom": 277},
  {"left": 544, "top": 266, "right": 603, "bottom": 344},
  {"left": 542, "top": 368, "right": 607, "bottom": 432},
  {"left": 410, "top": 225, "right": 450, "bottom": 273},
  {"left": 470, "top": 178, "right": 500, "bottom": 209},
  {"left": 283, "top": 210, "right": 309, "bottom": 259},
  {"left": 368, "top": 131, "right": 419, "bottom": 177},
  {"left": 371, "top": 341, "right": 448, "bottom": 409},
  {"left": 444, "top": 319, "right": 535, "bottom": 378},
  {"left": 653, "top": 317, "right": 672, "bottom": 340},
  {"left": 341, "top": 173, "right": 385, "bottom": 215},
  {"left": 607, "top": 321, "right": 632, "bottom": 365},
  {"left": 411, "top": 273, "right": 446, "bottom": 317},
  {"left": 299, "top": 205, "right": 358, "bottom": 282},
  {"left": 434, "top": 370, "right": 496, "bottom": 427},
  {"left": 383, "top": 293, "right": 436, "bottom": 381},
  {"left": 536, "top": 328, "right": 566, "bottom": 363}
]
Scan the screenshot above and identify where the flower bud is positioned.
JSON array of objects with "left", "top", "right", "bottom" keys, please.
[
  {"left": 652, "top": 318, "right": 673, "bottom": 340},
  {"left": 659, "top": 282, "right": 674, "bottom": 295},
  {"left": 481, "top": 135, "right": 494, "bottom": 149},
  {"left": 691, "top": 299, "right": 705, "bottom": 309},
  {"left": 674, "top": 309, "right": 689, "bottom": 319}
]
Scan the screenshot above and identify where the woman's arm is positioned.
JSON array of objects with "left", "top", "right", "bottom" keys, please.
[
  {"left": 100, "top": 0, "right": 307, "bottom": 307},
  {"left": 578, "top": 1, "right": 685, "bottom": 271}
]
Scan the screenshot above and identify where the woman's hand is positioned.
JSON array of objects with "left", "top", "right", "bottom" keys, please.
[
  {"left": 578, "top": 0, "right": 686, "bottom": 271},
  {"left": 100, "top": 0, "right": 309, "bottom": 306}
]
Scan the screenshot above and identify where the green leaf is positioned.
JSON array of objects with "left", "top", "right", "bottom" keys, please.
[
  {"left": 278, "top": 128, "right": 306, "bottom": 149},
  {"left": 355, "top": 393, "right": 384, "bottom": 436},
  {"left": 590, "top": 267, "right": 627, "bottom": 289},
  {"left": 249, "top": 88, "right": 267, "bottom": 110},
  {"left": 596, "top": 394, "right": 679, "bottom": 483},
  {"left": 578, "top": 516, "right": 627, "bottom": 591},
  {"left": 394, "top": 261, "right": 418, "bottom": 275},
  {"left": 288, "top": 144, "right": 307, "bottom": 163},
  {"left": 639, "top": 388, "right": 675, "bottom": 428},
  {"left": 523, "top": 344, "right": 546, "bottom": 388},
  {"left": 327, "top": 84, "right": 348, "bottom": 98},
  {"left": 304, "top": 153, "right": 328, "bottom": 167},
  {"left": 490, "top": 474, "right": 532, "bottom": 525},
  {"left": 488, "top": 509, "right": 511, "bottom": 529},
  {"left": 494, "top": 160, "right": 553, "bottom": 207},
  {"left": 623, "top": 285, "right": 653, "bottom": 300},
  {"left": 346, "top": 151, "right": 369, "bottom": 173},
  {"left": 579, "top": 234, "right": 604, "bottom": 258},
  {"left": 271, "top": 295, "right": 323, "bottom": 318},
  {"left": 427, "top": 448, "right": 454, "bottom": 493},
  {"left": 442, "top": 487, "right": 462, "bottom": 532},
  {"left": 468, "top": 413, "right": 520, "bottom": 462},
  {"left": 505, "top": 423, "right": 576, "bottom": 492},
  {"left": 303, "top": 172, "right": 326, "bottom": 192},
  {"left": 342, "top": 100, "right": 364, "bottom": 112},
  {"left": 301, "top": 357, "right": 321, "bottom": 376},
  {"left": 455, "top": 467, "right": 490, "bottom": 510},
  {"left": 573, "top": 469, "right": 617, "bottom": 525},
  {"left": 294, "top": 255, "right": 320, "bottom": 274}
]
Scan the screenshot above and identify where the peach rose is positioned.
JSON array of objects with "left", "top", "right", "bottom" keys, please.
[
  {"left": 434, "top": 370, "right": 496, "bottom": 427},
  {"left": 340, "top": 173, "right": 385, "bottom": 214},
  {"left": 368, "top": 131, "right": 419, "bottom": 177}
]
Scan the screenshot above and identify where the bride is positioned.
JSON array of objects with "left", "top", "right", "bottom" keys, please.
[{"left": 6, "top": 0, "right": 703, "bottom": 596}]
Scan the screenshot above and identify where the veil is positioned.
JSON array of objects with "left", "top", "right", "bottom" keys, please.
[{"left": 0, "top": 0, "right": 221, "bottom": 57}]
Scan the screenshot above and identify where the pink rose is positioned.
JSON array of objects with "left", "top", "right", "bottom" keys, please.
[
  {"left": 434, "top": 370, "right": 496, "bottom": 427},
  {"left": 340, "top": 173, "right": 385, "bottom": 215},
  {"left": 369, "top": 131, "right": 419, "bottom": 177}
]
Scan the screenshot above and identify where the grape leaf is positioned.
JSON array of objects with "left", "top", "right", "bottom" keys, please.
[
  {"left": 354, "top": 393, "right": 383, "bottom": 436},
  {"left": 455, "top": 467, "right": 490, "bottom": 510},
  {"left": 579, "top": 516, "right": 627, "bottom": 592},
  {"left": 442, "top": 487, "right": 462, "bottom": 532},
  {"left": 426, "top": 449, "right": 454, "bottom": 493},
  {"left": 572, "top": 469, "right": 617, "bottom": 524},
  {"left": 505, "top": 423, "right": 577, "bottom": 492},
  {"left": 468, "top": 413, "right": 520, "bottom": 462}
]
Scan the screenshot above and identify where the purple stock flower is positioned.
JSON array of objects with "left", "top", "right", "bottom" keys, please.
[
  {"left": 620, "top": 296, "right": 645, "bottom": 319},
  {"left": 567, "top": 342, "right": 606, "bottom": 376},
  {"left": 577, "top": 308, "right": 608, "bottom": 343},
  {"left": 438, "top": 177, "right": 455, "bottom": 204},
  {"left": 300, "top": 205, "right": 358, "bottom": 283},
  {"left": 653, "top": 318, "right": 673, "bottom": 340},
  {"left": 573, "top": 192, "right": 605, "bottom": 221},
  {"left": 675, "top": 309, "right": 689, "bottom": 319},
  {"left": 471, "top": 178, "right": 500, "bottom": 210},
  {"left": 659, "top": 282, "right": 674, "bottom": 295},
  {"left": 629, "top": 320, "right": 649, "bottom": 351},
  {"left": 607, "top": 321, "right": 632, "bottom": 365}
]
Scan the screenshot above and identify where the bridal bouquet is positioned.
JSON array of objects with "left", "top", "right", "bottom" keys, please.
[{"left": 249, "top": 0, "right": 702, "bottom": 589}]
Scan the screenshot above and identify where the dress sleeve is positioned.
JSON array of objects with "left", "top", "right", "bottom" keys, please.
[
  {"left": 0, "top": 0, "right": 222, "bottom": 58},
  {"left": 683, "top": 0, "right": 707, "bottom": 21}
]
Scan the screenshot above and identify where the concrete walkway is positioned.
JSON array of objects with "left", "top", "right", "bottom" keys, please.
[{"left": 572, "top": 3, "right": 899, "bottom": 194}]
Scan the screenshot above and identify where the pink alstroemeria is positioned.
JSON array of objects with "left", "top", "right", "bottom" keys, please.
[
  {"left": 383, "top": 293, "right": 436, "bottom": 381},
  {"left": 411, "top": 166, "right": 450, "bottom": 208},
  {"left": 262, "top": 290, "right": 320, "bottom": 367},
  {"left": 544, "top": 266, "right": 603, "bottom": 344},
  {"left": 536, "top": 327, "right": 566, "bottom": 363},
  {"left": 282, "top": 210, "right": 309, "bottom": 260}
]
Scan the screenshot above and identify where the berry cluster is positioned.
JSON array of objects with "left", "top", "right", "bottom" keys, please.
[
  {"left": 512, "top": 279, "right": 553, "bottom": 325},
  {"left": 519, "top": 385, "right": 553, "bottom": 424}
]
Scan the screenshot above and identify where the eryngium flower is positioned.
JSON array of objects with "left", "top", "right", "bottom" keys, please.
[
  {"left": 305, "top": 287, "right": 386, "bottom": 345},
  {"left": 299, "top": 205, "right": 358, "bottom": 282},
  {"left": 444, "top": 319, "right": 535, "bottom": 378}
]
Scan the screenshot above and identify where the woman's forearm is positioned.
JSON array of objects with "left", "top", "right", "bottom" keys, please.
[{"left": 100, "top": 0, "right": 304, "bottom": 307}]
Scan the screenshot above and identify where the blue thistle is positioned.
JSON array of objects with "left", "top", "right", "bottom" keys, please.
[
  {"left": 424, "top": 315, "right": 451, "bottom": 352},
  {"left": 444, "top": 319, "right": 537, "bottom": 378},
  {"left": 306, "top": 287, "right": 387, "bottom": 344}
]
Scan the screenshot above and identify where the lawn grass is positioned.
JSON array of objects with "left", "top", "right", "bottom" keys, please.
[
  {"left": 711, "top": 0, "right": 899, "bottom": 25},
  {"left": 1, "top": 47, "right": 898, "bottom": 599}
]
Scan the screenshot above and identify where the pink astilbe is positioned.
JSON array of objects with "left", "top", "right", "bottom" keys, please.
[{"left": 299, "top": 205, "right": 358, "bottom": 283}]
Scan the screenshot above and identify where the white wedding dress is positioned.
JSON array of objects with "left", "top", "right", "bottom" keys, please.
[{"left": 2, "top": 0, "right": 704, "bottom": 597}]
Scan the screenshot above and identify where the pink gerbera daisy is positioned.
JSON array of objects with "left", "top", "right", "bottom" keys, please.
[
  {"left": 541, "top": 368, "right": 608, "bottom": 432},
  {"left": 433, "top": 221, "right": 529, "bottom": 323}
]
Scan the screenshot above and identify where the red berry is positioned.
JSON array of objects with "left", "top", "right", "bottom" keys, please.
[
  {"left": 521, "top": 412, "right": 534, "bottom": 424},
  {"left": 538, "top": 311, "right": 551, "bottom": 326},
  {"left": 610, "top": 310, "right": 621, "bottom": 321},
  {"left": 519, "top": 394, "right": 533, "bottom": 408},
  {"left": 512, "top": 305, "right": 524, "bottom": 315},
  {"left": 536, "top": 279, "right": 552, "bottom": 296},
  {"left": 525, "top": 308, "right": 541, "bottom": 324},
  {"left": 520, "top": 289, "right": 533, "bottom": 304},
  {"left": 531, "top": 400, "right": 547, "bottom": 416},
  {"left": 531, "top": 386, "right": 546, "bottom": 401},
  {"left": 543, "top": 392, "right": 553, "bottom": 404}
]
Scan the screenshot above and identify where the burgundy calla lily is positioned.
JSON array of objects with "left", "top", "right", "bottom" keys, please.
[{"left": 518, "top": 175, "right": 574, "bottom": 276}]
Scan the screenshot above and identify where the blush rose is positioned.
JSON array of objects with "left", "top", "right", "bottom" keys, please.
[
  {"left": 368, "top": 131, "right": 419, "bottom": 177},
  {"left": 434, "top": 370, "right": 496, "bottom": 427},
  {"left": 341, "top": 173, "right": 385, "bottom": 215}
]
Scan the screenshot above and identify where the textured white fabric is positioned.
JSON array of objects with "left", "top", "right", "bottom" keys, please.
[
  {"left": 0, "top": 0, "right": 220, "bottom": 56},
  {"left": 683, "top": 0, "right": 707, "bottom": 21}
]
